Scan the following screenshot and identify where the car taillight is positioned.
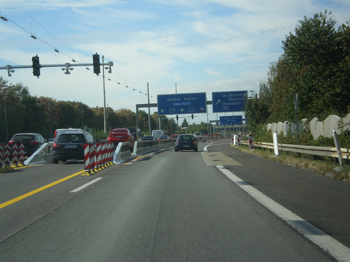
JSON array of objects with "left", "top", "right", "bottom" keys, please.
[
  {"left": 8, "top": 140, "right": 15, "bottom": 146},
  {"left": 53, "top": 143, "right": 61, "bottom": 148},
  {"left": 193, "top": 141, "right": 196, "bottom": 144},
  {"left": 176, "top": 141, "right": 179, "bottom": 145}
]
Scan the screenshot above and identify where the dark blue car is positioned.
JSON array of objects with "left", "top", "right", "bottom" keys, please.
[{"left": 174, "top": 134, "right": 198, "bottom": 152}]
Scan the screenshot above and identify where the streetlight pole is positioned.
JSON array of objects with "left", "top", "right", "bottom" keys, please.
[
  {"left": 147, "top": 82, "right": 151, "bottom": 133},
  {"left": 4, "top": 96, "right": 8, "bottom": 142},
  {"left": 102, "top": 55, "right": 107, "bottom": 133}
]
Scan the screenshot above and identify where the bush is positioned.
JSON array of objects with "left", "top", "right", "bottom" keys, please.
[{"left": 90, "top": 129, "right": 108, "bottom": 141}]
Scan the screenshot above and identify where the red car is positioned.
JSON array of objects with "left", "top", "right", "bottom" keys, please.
[
  {"left": 107, "top": 128, "right": 135, "bottom": 149},
  {"left": 169, "top": 134, "right": 178, "bottom": 140}
]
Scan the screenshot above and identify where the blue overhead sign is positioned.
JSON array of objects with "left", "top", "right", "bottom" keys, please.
[
  {"left": 157, "top": 93, "right": 207, "bottom": 115},
  {"left": 212, "top": 91, "right": 247, "bottom": 113},
  {"left": 220, "top": 116, "right": 243, "bottom": 126}
]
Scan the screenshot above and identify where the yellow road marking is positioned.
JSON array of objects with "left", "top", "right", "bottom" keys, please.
[
  {"left": 0, "top": 170, "right": 85, "bottom": 210},
  {"left": 0, "top": 164, "right": 42, "bottom": 172}
]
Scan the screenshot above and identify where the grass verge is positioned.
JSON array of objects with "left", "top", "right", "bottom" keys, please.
[{"left": 230, "top": 144, "right": 350, "bottom": 181}]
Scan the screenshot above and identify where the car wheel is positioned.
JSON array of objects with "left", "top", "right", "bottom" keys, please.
[
  {"left": 53, "top": 158, "right": 59, "bottom": 164},
  {"left": 175, "top": 148, "right": 179, "bottom": 152}
]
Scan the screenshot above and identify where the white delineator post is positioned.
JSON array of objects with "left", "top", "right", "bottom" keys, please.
[
  {"left": 273, "top": 132, "right": 279, "bottom": 156},
  {"left": 333, "top": 128, "right": 343, "bottom": 167}
]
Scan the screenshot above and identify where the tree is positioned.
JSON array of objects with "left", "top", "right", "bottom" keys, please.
[
  {"left": 181, "top": 118, "right": 188, "bottom": 128},
  {"left": 245, "top": 82, "right": 272, "bottom": 131},
  {"left": 282, "top": 10, "right": 350, "bottom": 119}
]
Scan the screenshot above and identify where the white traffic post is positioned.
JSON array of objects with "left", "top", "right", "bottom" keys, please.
[{"left": 273, "top": 132, "right": 279, "bottom": 156}]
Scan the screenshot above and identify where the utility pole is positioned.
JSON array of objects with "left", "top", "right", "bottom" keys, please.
[
  {"left": 175, "top": 82, "right": 179, "bottom": 134},
  {"left": 4, "top": 96, "right": 8, "bottom": 142},
  {"left": 147, "top": 83, "right": 151, "bottom": 133},
  {"left": 102, "top": 56, "right": 107, "bottom": 133}
]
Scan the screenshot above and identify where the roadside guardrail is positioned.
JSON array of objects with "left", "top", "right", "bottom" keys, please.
[{"left": 240, "top": 141, "right": 350, "bottom": 160}]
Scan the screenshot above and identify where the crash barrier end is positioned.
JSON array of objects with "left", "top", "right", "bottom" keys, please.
[
  {"left": 113, "top": 142, "right": 132, "bottom": 164},
  {"left": 22, "top": 142, "right": 53, "bottom": 166}
]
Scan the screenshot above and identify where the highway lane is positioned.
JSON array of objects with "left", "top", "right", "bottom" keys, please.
[
  {"left": 207, "top": 142, "right": 350, "bottom": 249},
  {"left": 0, "top": 160, "right": 131, "bottom": 242},
  {"left": 0, "top": 142, "right": 337, "bottom": 261}
]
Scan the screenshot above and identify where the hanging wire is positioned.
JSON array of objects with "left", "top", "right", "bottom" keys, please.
[{"left": 1, "top": 4, "right": 158, "bottom": 99}]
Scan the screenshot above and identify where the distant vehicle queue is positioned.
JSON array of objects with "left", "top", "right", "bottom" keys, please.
[{"left": 2, "top": 126, "right": 230, "bottom": 166}]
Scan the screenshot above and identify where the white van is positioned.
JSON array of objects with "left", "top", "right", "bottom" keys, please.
[
  {"left": 54, "top": 128, "right": 83, "bottom": 142},
  {"left": 152, "top": 130, "right": 165, "bottom": 140}
]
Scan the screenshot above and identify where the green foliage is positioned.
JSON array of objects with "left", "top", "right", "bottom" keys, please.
[
  {"left": 245, "top": 83, "right": 271, "bottom": 131},
  {"left": 282, "top": 10, "right": 350, "bottom": 119},
  {"left": 90, "top": 129, "right": 108, "bottom": 140},
  {"left": 246, "top": 10, "right": 350, "bottom": 134}
]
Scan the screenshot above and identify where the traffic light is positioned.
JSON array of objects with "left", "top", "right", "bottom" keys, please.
[
  {"left": 176, "top": 115, "right": 178, "bottom": 121},
  {"left": 92, "top": 53, "right": 100, "bottom": 75},
  {"left": 191, "top": 114, "right": 194, "bottom": 119},
  {"left": 32, "top": 55, "right": 40, "bottom": 77}
]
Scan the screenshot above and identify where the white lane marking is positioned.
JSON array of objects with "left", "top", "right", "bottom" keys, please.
[
  {"left": 216, "top": 165, "right": 350, "bottom": 262},
  {"left": 70, "top": 178, "right": 102, "bottom": 193}
]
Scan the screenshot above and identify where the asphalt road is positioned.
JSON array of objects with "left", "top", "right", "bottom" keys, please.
[{"left": 0, "top": 140, "right": 347, "bottom": 261}]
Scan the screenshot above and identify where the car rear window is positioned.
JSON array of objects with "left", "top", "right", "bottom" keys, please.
[
  {"left": 179, "top": 135, "right": 194, "bottom": 141},
  {"left": 13, "top": 135, "right": 35, "bottom": 141},
  {"left": 112, "top": 129, "right": 128, "bottom": 134},
  {"left": 57, "top": 134, "right": 85, "bottom": 143}
]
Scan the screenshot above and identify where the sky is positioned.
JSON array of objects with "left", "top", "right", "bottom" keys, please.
[{"left": 0, "top": 0, "right": 349, "bottom": 126}]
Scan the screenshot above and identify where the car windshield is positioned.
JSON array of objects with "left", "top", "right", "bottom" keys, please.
[
  {"left": 57, "top": 134, "right": 85, "bottom": 143},
  {"left": 12, "top": 135, "right": 35, "bottom": 141}
]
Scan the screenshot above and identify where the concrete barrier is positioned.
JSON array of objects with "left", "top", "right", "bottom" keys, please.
[
  {"left": 132, "top": 139, "right": 174, "bottom": 156},
  {"left": 23, "top": 139, "right": 175, "bottom": 166},
  {"left": 113, "top": 142, "right": 132, "bottom": 164}
]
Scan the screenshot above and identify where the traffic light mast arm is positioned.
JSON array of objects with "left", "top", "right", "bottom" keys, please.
[{"left": 0, "top": 61, "right": 113, "bottom": 77}]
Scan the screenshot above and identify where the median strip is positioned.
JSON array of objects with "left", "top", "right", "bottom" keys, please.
[{"left": 0, "top": 170, "right": 85, "bottom": 210}]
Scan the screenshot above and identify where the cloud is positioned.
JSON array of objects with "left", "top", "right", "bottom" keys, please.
[{"left": 205, "top": 68, "right": 222, "bottom": 77}]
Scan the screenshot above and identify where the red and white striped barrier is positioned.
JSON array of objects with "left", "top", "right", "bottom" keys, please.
[
  {"left": 248, "top": 134, "right": 254, "bottom": 150},
  {"left": 19, "top": 143, "right": 25, "bottom": 165},
  {"left": 108, "top": 142, "right": 113, "bottom": 164},
  {"left": 4, "top": 144, "right": 10, "bottom": 167},
  {"left": 83, "top": 144, "right": 91, "bottom": 175},
  {"left": 96, "top": 142, "right": 102, "bottom": 170},
  {"left": 83, "top": 142, "right": 113, "bottom": 176},
  {"left": 101, "top": 142, "right": 106, "bottom": 167},
  {"left": 0, "top": 143, "right": 3, "bottom": 169},
  {"left": 237, "top": 134, "right": 241, "bottom": 146},
  {"left": 11, "top": 144, "right": 19, "bottom": 167},
  {"left": 89, "top": 143, "right": 96, "bottom": 173}
]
